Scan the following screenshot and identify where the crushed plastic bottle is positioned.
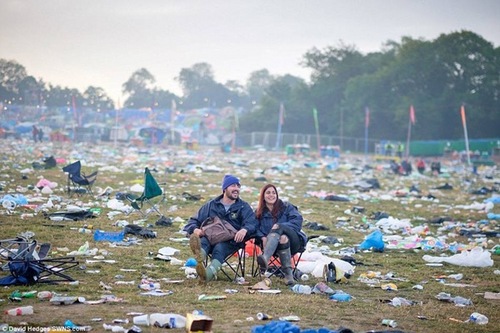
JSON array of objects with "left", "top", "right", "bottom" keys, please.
[
  {"left": 447, "top": 273, "right": 464, "bottom": 280},
  {"left": 381, "top": 319, "right": 397, "bottom": 327},
  {"left": 469, "top": 312, "right": 488, "bottom": 325},
  {"left": 435, "top": 292, "right": 472, "bottom": 306},
  {"left": 37, "top": 291, "right": 54, "bottom": 300},
  {"left": 138, "top": 282, "right": 160, "bottom": 291},
  {"left": 291, "top": 284, "right": 312, "bottom": 294},
  {"left": 149, "top": 313, "right": 187, "bottom": 328}
]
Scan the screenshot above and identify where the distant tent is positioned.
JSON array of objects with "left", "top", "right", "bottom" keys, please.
[{"left": 138, "top": 127, "right": 166, "bottom": 144}]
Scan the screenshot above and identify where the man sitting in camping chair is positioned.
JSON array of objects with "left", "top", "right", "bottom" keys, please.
[{"left": 183, "top": 175, "right": 258, "bottom": 282}]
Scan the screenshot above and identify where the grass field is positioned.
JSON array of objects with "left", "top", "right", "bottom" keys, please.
[{"left": 0, "top": 140, "right": 499, "bottom": 333}]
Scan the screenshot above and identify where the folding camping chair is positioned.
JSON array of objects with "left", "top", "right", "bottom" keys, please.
[
  {"left": 205, "top": 243, "right": 246, "bottom": 282},
  {"left": 251, "top": 235, "right": 319, "bottom": 281},
  {"left": 126, "top": 167, "right": 166, "bottom": 218},
  {"left": 62, "top": 160, "right": 98, "bottom": 196}
]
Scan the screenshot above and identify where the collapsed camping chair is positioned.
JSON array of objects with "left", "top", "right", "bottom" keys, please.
[
  {"left": 62, "top": 160, "right": 98, "bottom": 196},
  {"left": 252, "top": 235, "right": 319, "bottom": 281},
  {"left": 125, "top": 167, "right": 166, "bottom": 218},
  {"left": 0, "top": 236, "right": 78, "bottom": 285},
  {"left": 0, "top": 236, "right": 39, "bottom": 271}
]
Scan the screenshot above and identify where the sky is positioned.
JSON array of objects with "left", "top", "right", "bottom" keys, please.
[{"left": 1, "top": 0, "right": 499, "bottom": 105}]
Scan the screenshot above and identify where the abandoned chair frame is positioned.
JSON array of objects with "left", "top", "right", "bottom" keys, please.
[{"left": 1, "top": 237, "right": 79, "bottom": 284}]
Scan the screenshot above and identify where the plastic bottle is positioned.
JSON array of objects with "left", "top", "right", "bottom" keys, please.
[
  {"left": 469, "top": 312, "right": 488, "bottom": 325},
  {"left": 138, "top": 282, "right": 160, "bottom": 291},
  {"left": 78, "top": 228, "right": 92, "bottom": 234},
  {"left": 5, "top": 305, "right": 34, "bottom": 316},
  {"left": 149, "top": 313, "right": 186, "bottom": 328},
  {"left": 20, "top": 291, "right": 36, "bottom": 298},
  {"left": 37, "top": 291, "right": 53, "bottom": 300},
  {"left": 447, "top": 273, "right": 463, "bottom": 280},
  {"left": 291, "top": 284, "right": 312, "bottom": 294},
  {"left": 381, "top": 319, "right": 397, "bottom": 327}
]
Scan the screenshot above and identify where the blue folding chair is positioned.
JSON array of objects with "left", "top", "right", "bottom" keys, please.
[{"left": 62, "top": 161, "right": 98, "bottom": 196}]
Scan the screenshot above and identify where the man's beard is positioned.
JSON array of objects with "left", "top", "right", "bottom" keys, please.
[{"left": 225, "top": 189, "right": 239, "bottom": 200}]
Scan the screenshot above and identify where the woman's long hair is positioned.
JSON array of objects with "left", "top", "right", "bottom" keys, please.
[{"left": 255, "top": 184, "right": 283, "bottom": 222}]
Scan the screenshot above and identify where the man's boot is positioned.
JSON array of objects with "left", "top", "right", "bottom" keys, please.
[
  {"left": 277, "top": 247, "right": 295, "bottom": 286},
  {"left": 257, "top": 233, "right": 280, "bottom": 273},
  {"left": 205, "top": 259, "right": 222, "bottom": 281},
  {"left": 189, "top": 234, "right": 207, "bottom": 282}
]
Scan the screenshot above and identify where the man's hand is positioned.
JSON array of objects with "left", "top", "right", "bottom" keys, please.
[
  {"left": 193, "top": 228, "right": 204, "bottom": 237},
  {"left": 234, "top": 229, "right": 247, "bottom": 243}
]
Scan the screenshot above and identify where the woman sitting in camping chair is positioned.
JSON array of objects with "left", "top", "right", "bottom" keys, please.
[{"left": 255, "top": 184, "right": 307, "bottom": 286}]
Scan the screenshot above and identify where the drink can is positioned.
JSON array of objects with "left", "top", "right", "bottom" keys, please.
[{"left": 257, "top": 312, "right": 272, "bottom": 320}]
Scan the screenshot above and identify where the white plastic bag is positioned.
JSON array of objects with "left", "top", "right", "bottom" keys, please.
[{"left": 422, "top": 247, "right": 493, "bottom": 267}]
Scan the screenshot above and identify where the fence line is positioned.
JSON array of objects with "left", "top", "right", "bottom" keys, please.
[{"left": 237, "top": 132, "right": 379, "bottom": 153}]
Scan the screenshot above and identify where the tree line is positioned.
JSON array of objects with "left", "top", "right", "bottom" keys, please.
[{"left": 1, "top": 30, "right": 498, "bottom": 140}]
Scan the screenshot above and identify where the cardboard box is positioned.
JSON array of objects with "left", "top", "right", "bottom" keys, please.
[{"left": 186, "top": 313, "right": 213, "bottom": 333}]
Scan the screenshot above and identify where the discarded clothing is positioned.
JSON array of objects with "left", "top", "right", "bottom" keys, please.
[{"left": 44, "top": 209, "right": 96, "bottom": 221}]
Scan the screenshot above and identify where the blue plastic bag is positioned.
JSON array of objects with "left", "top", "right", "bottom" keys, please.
[{"left": 359, "top": 229, "right": 384, "bottom": 252}]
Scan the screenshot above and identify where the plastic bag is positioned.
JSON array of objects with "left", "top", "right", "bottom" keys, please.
[
  {"left": 422, "top": 247, "right": 493, "bottom": 267},
  {"left": 359, "top": 229, "right": 384, "bottom": 252}
]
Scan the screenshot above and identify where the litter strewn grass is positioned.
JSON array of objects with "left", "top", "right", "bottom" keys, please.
[{"left": 0, "top": 141, "right": 499, "bottom": 333}]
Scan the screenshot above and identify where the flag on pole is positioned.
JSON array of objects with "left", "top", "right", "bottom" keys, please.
[
  {"left": 313, "top": 108, "right": 321, "bottom": 151},
  {"left": 460, "top": 104, "right": 471, "bottom": 166},
  {"left": 460, "top": 104, "right": 466, "bottom": 127},
  {"left": 364, "top": 107, "right": 370, "bottom": 156},
  {"left": 171, "top": 99, "right": 177, "bottom": 144},
  {"left": 313, "top": 108, "right": 319, "bottom": 130},
  {"left": 409, "top": 105, "right": 416, "bottom": 125},
  {"left": 279, "top": 102, "right": 285, "bottom": 125},
  {"left": 72, "top": 95, "right": 80, "bottom": 126}
]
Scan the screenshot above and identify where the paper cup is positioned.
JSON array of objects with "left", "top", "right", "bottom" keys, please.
[{"left": 133, "top": 314, "right": 149, "bottom": 326}]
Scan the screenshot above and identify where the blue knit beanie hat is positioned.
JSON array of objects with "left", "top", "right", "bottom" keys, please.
[{"left": 222, "top": 174, "right": 240, "bottom": 191}]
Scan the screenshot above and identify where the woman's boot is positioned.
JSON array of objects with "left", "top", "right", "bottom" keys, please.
[
  {"left": 277, "top": 247, "right": 295, "bottom": 286},
  {"left": 257, "top": 233, "right": 280, "bottom": 273}
]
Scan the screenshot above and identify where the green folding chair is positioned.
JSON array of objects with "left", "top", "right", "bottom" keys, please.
[{"left": 126, "top": 168, "right": 166, "bottom": 218}]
